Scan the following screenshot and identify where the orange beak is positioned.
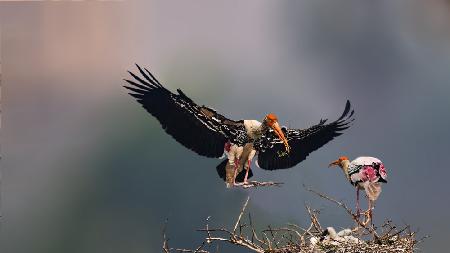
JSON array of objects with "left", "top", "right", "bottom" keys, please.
[
  {"left": 271, "top": 121, "right": 290, "bottom": 153},
  {"left": 328, "top": 159, "right": 340, "bottom": 168}
]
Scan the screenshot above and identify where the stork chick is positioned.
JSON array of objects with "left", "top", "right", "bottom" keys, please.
[{"left": 329, "top": 156, "right": 388, "bottom": 222}]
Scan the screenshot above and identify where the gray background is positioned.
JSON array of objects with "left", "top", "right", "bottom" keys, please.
[{"left": 1, "top": 1, "right": 449, "bottom": 252}]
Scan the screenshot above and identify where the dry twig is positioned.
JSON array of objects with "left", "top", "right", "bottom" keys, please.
[
  {"left": 235, "top": 181, "right": 284, "bottom": 188},
  {"left": 303, "top": 184, "right": 381, "bottom": 240},
  {"left": 163, "top": 189, "right": 419, "bottom": 253}
]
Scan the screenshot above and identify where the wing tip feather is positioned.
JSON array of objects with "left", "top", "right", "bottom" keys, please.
[
  {"left": 337, "top": 100, "right": 352, "bottom": 120},
  {"left": 126, "top": 64, "right": 165, "bottom": 89}
]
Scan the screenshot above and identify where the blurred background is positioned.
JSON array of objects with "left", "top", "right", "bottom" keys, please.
[{"left": 2, "top": 1, "right": 450, "bottom": 252}]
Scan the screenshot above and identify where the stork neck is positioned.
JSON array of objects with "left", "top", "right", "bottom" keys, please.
[
  {"left": 243, "top": 120, "right": 264, "bottom": 139},
  {"left": 341, "top": 160, "right": 350, "bottom": 180},
  {"left": 260, "top": 123, "right": 268, "bottom": 132}
]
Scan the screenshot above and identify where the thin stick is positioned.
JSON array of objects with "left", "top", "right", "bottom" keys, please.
[
  {"left": 163, "top": 188, "right": 419, "bottom": 253},
  {"left": 162, "top": 219, "right": 171, "bottom": 253},
  {"left": 240, "top": 181, "right": 284, "bottom": 188},
  {"left": 233, "top": 196, "right": 250, "bottom": 234},
  {"left": 303, "top": 184, "right": 380, "bottom": 240}
]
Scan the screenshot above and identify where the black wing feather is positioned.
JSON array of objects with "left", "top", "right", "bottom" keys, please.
[
  {"left": 124, "top": 64, "right": 237, "bottom": 158},
  {"left": 256, "top": 100, "right": 354, "bottom": 170}
]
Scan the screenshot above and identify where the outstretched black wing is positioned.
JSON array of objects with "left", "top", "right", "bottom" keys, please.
[
  {"left": 255, "top": 100, "right": 354, "bottom": 170},
  {"left": 124, "top": 64, "right": 243, "bottom": 158}
]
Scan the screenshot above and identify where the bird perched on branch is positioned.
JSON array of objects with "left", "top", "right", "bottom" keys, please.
[
  {"left": 124, "top": 64, "right": 355, "bottom": 187},
  {"left": 329, "top": 156, "right": 387, "bottom": 221}
]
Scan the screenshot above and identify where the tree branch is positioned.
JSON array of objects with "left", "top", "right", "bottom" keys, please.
[{"left": 163, "top": 189, "right": 420, "bottom": 253}]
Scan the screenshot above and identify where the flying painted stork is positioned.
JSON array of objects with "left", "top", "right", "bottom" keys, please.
[
  {"left": 329, "top": 156, "right": 388, "bottom": 221},
  {"left": 124, "top": 64, "right": 355, "bottom": 187}
]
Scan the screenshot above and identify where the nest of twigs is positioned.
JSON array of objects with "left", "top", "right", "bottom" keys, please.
[{"left": 163, "top": 187, "right": 422, "bottom": 253}]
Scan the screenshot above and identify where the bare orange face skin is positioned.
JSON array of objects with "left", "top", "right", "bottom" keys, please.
[
  {"left": 338, "top": 156, "right": 349, "bottom": 162},
  {"left": 328, "top": 156, "right": 349, "bottom": 168},
  {"left": 265, "top": 113, "right": 290, "bottom": 153},
  {"left": 265, "top": 113, "right": 278, "bottom": 127}
]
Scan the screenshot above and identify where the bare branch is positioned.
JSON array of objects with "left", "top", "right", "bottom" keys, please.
[
  {"left": 163, "top": 189, "right": 420, "bottom": 253},
  {"left": 305, "top": 204, "right": 322, "bottom": 233},
  {"left": 236, "top": 181, "right": 284, "bottom": 188},
  {"left": 303, "top": 184, "right": 381, "bottom": 240},
  {"left": 233, "top": 196, "right": 250, "bottom": 234},
  {"left": 162, "top": 219, "right": 171, "bottom": 253}
]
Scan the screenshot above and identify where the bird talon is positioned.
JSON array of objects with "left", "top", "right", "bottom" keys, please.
[{"left": 363, "top": 209, "right": 373, "bottom": 220}]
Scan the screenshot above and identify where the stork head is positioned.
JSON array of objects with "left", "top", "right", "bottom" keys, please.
[
  {"left": 264, "top": 113, "right": 278, "bottom": 126},
  {"left": 328, "top": 156, "right": 349, "bottom": 168},
  {"left": 264, "top": 113, "right": 290, "bottom": 153}
]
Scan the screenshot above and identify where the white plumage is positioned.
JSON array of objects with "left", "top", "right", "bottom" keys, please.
[{"left": 329, "top": 156, "right": 388, "bottom": 223}]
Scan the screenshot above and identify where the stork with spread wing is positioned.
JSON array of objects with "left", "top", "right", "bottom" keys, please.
[{"left": 124, "top": 65, "right": 354, "bottom": 187}]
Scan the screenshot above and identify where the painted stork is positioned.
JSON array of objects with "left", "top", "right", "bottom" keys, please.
[
  {"left": 329, "top": 156, "right": 388, "bottom": 221},
  {"left": 124, "top": 64, "right": 355, "bottom": 187}
]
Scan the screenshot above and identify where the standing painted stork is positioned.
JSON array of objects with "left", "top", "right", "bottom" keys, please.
[
  {"left": 329, "top": 156, "right": 388, "bottom": 221},
  {"left": 124, "top": 64, "right": 355, "bottom": 187}
]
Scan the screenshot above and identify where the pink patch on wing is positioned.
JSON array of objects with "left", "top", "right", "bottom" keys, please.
[
  {"left": 361, "top": 166, "right": 377, "bottom": 182},
  {"left": 379, "top": 164, "right": 387, "bottom": 178}
]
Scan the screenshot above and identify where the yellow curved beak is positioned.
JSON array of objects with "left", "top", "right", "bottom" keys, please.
[
  {"left": 271, "top": 122, "right": 290, "bottom": 153},
  {"left": 328, "top": 160, "right": 340, "bottom": 168}
]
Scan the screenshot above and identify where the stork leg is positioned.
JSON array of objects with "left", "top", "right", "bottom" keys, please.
[
  {"left": 356, "top": 187, "right": 361, "bottom": 217},
  {"left": 363, "top": 182, "right": 380, "bottom": 225},
  {"left": 232, "top": 158, "right": 241, "bottom": 186},
  {"left": 226, "top": 144, "right": 244, "bottom": 187},
  {"left": 243, "top": 160, "right": 251, "bottom": 184},
  {"left": 367, "top": 200, "right": 374, "bottom": 225},
  {"left": 243, "top": 148, "right": 256, "bottom": 185}
]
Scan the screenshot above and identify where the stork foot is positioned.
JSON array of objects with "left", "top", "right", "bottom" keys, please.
[
  {"left": 231, "top": 158, "right": 241, "bottom": 187},
  {"left": 237, "top": 179, "right": 251, "bottom": 186},
  {"left": 356, "top": 208, "right": 362, "bottom": 218},
  {"left": 362, "top": 209, "right": 373, "bottom": 224},
  {"left": 233, "top": 181, "right": 244, "bottom": 186}
]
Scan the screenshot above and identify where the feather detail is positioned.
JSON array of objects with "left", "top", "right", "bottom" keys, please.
[
  {"left": 124, "top": 65, "right": 246, "bottom": 158},
  {"left": 255, "top": 100, "right": 354, "bottom": 170},
  {"left": 364, "top": 182, "right": 382, "bottom": 201}
]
